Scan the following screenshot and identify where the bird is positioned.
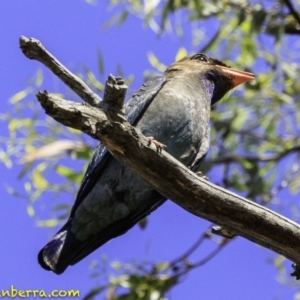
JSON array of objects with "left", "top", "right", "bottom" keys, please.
[{"left": 38, "top": 53, "right": 255, "bottom": 274}]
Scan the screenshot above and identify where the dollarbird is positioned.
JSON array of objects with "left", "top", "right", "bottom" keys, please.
[{"left": 38, "top": 53, "right": 255, "bottom": 274}]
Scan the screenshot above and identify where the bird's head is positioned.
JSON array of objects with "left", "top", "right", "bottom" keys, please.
[{"left": 165, "top": 53, "right": 255, "bottom": 105}]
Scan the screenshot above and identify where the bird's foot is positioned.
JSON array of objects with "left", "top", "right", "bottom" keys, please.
[
  {"left": 147, "top": 137, "right": 167, "bottom": 154},
  {"left": 195, "top": 171, "right": 209, "bottom": 181}
]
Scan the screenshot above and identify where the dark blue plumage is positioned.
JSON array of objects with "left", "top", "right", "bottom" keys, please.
[{"left": 38, "top": 53, "right": 254, "bottom": 274}]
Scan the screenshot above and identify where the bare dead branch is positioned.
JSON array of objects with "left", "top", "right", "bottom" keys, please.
[{"left": 19, "top": 36, "right": 101, "bottom": 107}]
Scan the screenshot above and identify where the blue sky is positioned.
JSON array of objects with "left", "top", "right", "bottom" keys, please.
[{"left": 0, "top": 1, "right": 297, "bottom": 299}]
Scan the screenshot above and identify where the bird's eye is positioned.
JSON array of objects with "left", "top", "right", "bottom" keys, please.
[{"left": 193, "top": 53, "right": 209, "bottom": 62}]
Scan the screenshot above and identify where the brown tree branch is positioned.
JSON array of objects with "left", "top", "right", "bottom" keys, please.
[
  {"left": 20, "top": 36, "right": 300, "bottom": 271},
  {"left": 19, "top": 36, "right": 101, "bottom": 107}
]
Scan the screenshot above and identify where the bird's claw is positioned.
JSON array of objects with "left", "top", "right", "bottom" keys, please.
[
  {"left": 195, "top": 171, "right": 209, "bottom": 180},
  {"left": 147, "top": 137, "right": 167, "bottom": 154}
]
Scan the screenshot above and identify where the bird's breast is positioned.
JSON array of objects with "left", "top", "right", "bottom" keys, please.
[{"left": 137, "top": 79, "right": 211, "bottom": 166}]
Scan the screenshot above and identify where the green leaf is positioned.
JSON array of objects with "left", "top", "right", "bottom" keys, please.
[
  {"left": 111, "top": 261, "right": 122, "bottom": 270},
  {"left": 24, "top": 182, "right": 31, "bottom": 193},
  {"left": 56, "top": 165, "right": 82, "bottom": 183},
  {"left": 97, "top": 50, "right": 105, "bottom": 75},
  {"left": 289, "top": 173, "right": 300, "bottom": 195},
  {"left": 147, "top": 52, "right": 166, "bottom": 72},
  {"left": 273, "top": 255, "right": 285, "bottom": 273},
  {"left": 8, "top": 118, "right": 34, "bottom": 133},
  {"left": 36, "top": 219, "right": 59, "bottom": 227},
  {"left": 71, "top": 146, "right": 93, "bottom": 160},
  {"left": 144, "top": 0, "right": 160, "bottom": 14},
  {"left": 240, "top": 159, "right": 253, "bottom": 170},
  {"left": 84, "top": 67, "right": 104, "bottom": 91},
  {"left": 102, "top": 12, "right": 124, "bottom": 30},
  {"left": 35, "top": 68, "right": 43, "bottom": 87},
  {"left": 18, "top": 163, "right": 34, "bottom": 180},
  {"left": 27, "top": 205, "right": 35, "bottom": 217},
  {"left": 231, "top": 108, "right": 249, "bottom": 131},
  {"left": 9, "top": 90, "right": 28, "bottom": 104},
  {"left": 251, "top": 5, "right": 267, "bottom": 33},
  {"left": 32, "top": 163, "right": 48, "bottom": 190},
  {"left": 52, "top": 204, "right": 71, "bottom": 212},
  {"left": 175, "top": 47, "right": 188, "bottom": 61},
  {"left": 118, "top": 11, "right": 129, "bottom": 27},
  {"left": 238, "top": 36, "right": 257, "bottom": 66},
  {"left": 155, "top": 262, "right": 170, "bottom": 272},
  {"left": 0, "top": 149, "right": 12, "bottom": 168}
]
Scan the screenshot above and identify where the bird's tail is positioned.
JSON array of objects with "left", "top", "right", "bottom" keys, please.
[
  {"left": 38, "top": 196, "right": 166, "bottom": 275},
  {"left": 38, "top": 224, "right": 82, "bottom": 274}
]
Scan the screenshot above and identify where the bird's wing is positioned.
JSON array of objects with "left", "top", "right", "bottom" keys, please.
[
  {"left": 188, "top": 78, "right": 215, "bottom": 172},
  {"left": 69, "top": 75, "right": 167, "bottom": 217},
  {"left": 125, "top": 76, "right": 167, "bottom": 126},
  {"left": 189, "top": 124, "right": 210, "bottom": 172},
  {"left": 69, "top": 190, "right": 165, "bottom": 266}
]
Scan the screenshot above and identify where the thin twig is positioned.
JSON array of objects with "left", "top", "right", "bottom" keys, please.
[{"left": 169, "top": 232, "right": 208, "bottom": 268}]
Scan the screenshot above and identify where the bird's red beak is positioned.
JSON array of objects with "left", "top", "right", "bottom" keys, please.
[{"left": 217, "top": 66, "right": 255, "bottom": 88}]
